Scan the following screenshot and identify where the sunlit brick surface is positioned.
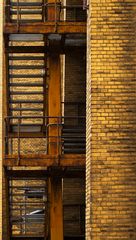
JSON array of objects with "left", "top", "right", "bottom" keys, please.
[{"left": 86, "top": 0, "right": 136, "bottom": 239}]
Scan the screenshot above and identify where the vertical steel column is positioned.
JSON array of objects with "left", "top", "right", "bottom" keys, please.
[
  {"left": 48, "top": 53, "right": 61, "bottom": 155},
  {"left": 48, "top": 171, "right": 63, "bottom": 240},
  {"left": 48, "top": 50, "right": 63, "bottom": 240}
]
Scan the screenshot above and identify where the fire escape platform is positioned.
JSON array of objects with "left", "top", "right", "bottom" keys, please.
[
  {"left": 4, "top": 22, "right": 86, "bottom": 34},
  {"left": 4, "top": 154, "right": 85, "bottom": 167},
  {"left": 6, "top": 169, "right": 85, "bottom": 179}
]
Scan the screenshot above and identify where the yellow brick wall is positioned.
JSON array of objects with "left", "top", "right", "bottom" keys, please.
[
  {"left": 86, "top": 0, "right": 136, "bottom": 239},
  {"left": 0, "top": 2, "right": 3, "bottom": 239},
  {"left": 64, "top": 51, "right": 86, "bottom": 118}
]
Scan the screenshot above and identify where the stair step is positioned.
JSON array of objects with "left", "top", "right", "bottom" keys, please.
[
  {"left": 10, "top": 10, "right": 42, "bottom": 15},
  {"left": 9, "top": 34, "right": 44, "bottom": 42},
  {"left": 10, "top": 2, "right": 43, "bottom": 7},
  {"left": 63, "top": 138, "right": 85, "bottom": 142},
  {"left": 10, "top": 107, "right": 44, "bottom": 112},
  {"left": 9, "top": 74, "right": 44, "bottom": 78},
  {"left": 10, "top": 91, "right": 44, "bottom": 95},
  {"left": 11, "top": 19, "right": 42, "bottom": 23},
  {"left": 64, "top": 149, "right": 85, "bottom": 154},
  {"left": 9, "top": 82, "right": 43, "bottom": 87},
  {"left": 11, "top": 123, "right": 43, "bottom": 127},
  {"left": 9, "top": 65, "right": 45, "bottom": 70},
  {"left": 11, "top": 237, "right": 44, "bottom": 240},
  {"left": 9, "top": 56, "right": 44, "bottom": 61},
  {"left": 63, "top": 125, "right": 85, "bottom": 128},
  {"left": 10, "top": 100, "right": 43, "bottom": 104},
  {"left": 63, "top": 134, "right": 85, "bottom": 138},
  {"left": 11, "top": 125, "right": 43, "bottom": 133},
  {"left": 63, "top": 134, "right": 85, "bottom": 137},
  {"left": 64, "top": 143, "right": 85, "bottom": 147},
  {"left": 63, "top": 129, "right": 85, "bottom": 133}
]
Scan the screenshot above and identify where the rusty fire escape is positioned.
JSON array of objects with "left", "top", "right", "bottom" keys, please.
[{"left": 3, "top": 1, "right": 87, "bottom": 239}]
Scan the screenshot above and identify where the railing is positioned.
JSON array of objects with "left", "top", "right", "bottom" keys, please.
[
  {"left": 5, "top": 1, "right": 87, "bottom": 24},
  {"left": 9, "top": 177, "right": 85, "bottom": 237},
  {"left": 9, "top": 178, "right": 47, "bottom": 237},
  {"left": 4, "top": 116, "right": 86, "bottom": 158}
]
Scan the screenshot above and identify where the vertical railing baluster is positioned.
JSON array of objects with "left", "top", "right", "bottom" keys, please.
[
  {"left": 55, "top": 0, "right": 57, "bottom": 31},
  {"left": 5, "top": 0, "right": 11, "bottom": 23},
  {"left": 42, "top": 0, "right": 45, "bottom": 22},
  {"left": 5, "top": 118, "right": 8, "bottom": 155},
  {"left": 60, "top": 116, "right": 62, "bottom": 155},
  {"left": 45, "top": 116, "right": 48, "bottom": 154},
  {"left": 57, "top": 118, "right": 59, "bottom": 155},
  {"left": 17, "top": 117, "right": 21, "bottom": 165},
  {"left": 17, "top": 0, "right": 19, "bottom": 28}
]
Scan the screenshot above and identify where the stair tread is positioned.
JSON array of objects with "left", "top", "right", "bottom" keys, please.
[
  {"left": 63, "top": 134, "right": 85, "bottom": 136},
  {"left": 9, "top": 74, "right": 45, "bottom": 78},
  {"left": 11, "top": 19, "right": 43, "bottom": 23},
  {"left": 9, "top": 65, "right": 45, "bottom": 70},
  {"left": 62, "top": 138, "right": 86, "bottom": 143},
  {"left": 11, "top": 123, "right": 43, "bottom": 126},
  {"left": 10, "top": 100, "right": 43, "bottom": 103},
  {"left": 10, "top": 10, "right": 42, "bottom": 15},
  {"left": 10, "top": 108, "right": 44, "bottom": 111},
  {"left": 64, "top": 143, "right": 85, "bottom": 146},
  {"left": 10, "top": 2, "right": 43, "bottom": 7},
  {"left": 9, "top": 56, "right": 44, "bottom": 61},
  {"left": 10, "top": 82, "right": 43, "bottom": 87},
  {"left": 64, "top": 150, "right": 85, "bottom": 153},
  {"left": 10, "top": 91, "right": 44, "bottom": 95}
]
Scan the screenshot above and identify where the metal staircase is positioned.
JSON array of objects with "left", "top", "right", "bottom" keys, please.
[
  {"left": 7, "top": 0, "right": 86, "bottom": 24},
  {"left": 4, "top": 1, "right": 86, "bottom": 239},
  {"left": 62, "top": 125, "right": 86, "bottom": 154},
  {"left": 7, "top": 34, "right": 47, "bottom": 133},
  {"left": 9, "top": 178, "right": 47, "bottom": 238},
  {"left": 9, "top": 0, "right": 44, "bottom": 23}
]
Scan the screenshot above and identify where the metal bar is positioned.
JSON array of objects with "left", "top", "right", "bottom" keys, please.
[
  {"left": 42, "top": 35, "right": 47, "bottom": 130},
  {"left": 5, "top": 2, "right": 86, "bottom": 24},
  {"left": 42, "top": 0, "right": 45, "bottom": 22},
  {"left": 17, "top": 116, "right": 21, "bottom": 165},
  {"left": 5, "top": 118, "right": 9, "bottom": 155},
  {"left": 55, "top": 0, "right": 57, "bottom": 32},
  {"left": 5, "top": 116, "right": 85, "bottom": 119},
  {"left": 5, "top": 0, "right": 11, "bottom": 23},
  {"left": 17, "top": 0, "right": 19, "bottom": 32}
]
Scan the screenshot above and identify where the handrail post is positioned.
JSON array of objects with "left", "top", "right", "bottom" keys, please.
[
  {"left": 17, "top": 0, "right": 19, "bottom": 28},
  {"left": 47, "top": 0, "right": 61, "bottom": 25},
  {"left": 57, "top": 117, "right": 62, "bottom": 155},
  {"left": 5, "top": 118, "right": 8, "bottom": 155},
  {"left": 42, "top": 0, "right": 46, "bottom": 22},
  {"left": 55, "top": 0, "right": 57, "bottom": 30},
  {"left": 5, "top": 0, "right": 10, "bottom": 23},
  {"left": 17, "top": 0, "right": 20, "bottom": 32},
  {"left": 17, "top": 117, "right": 21, "bottom": 165}
]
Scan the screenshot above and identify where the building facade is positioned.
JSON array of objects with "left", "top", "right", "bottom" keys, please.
[
  {"left": 86, "top": 0, "right": 136, "bottom": 239},
  {"left": 1, "top": 0, "right": 136, "bottom": 240}
]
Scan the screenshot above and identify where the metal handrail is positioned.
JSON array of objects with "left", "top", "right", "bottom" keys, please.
[
  {"left": 4, "top": 116, "right": 86, "bottom": 158},
  {"left": 5, "top": 1, "right": 87, "bottom": 23},
  {"left": 5, "top": 115, "right": 85, "bottom": 120}
]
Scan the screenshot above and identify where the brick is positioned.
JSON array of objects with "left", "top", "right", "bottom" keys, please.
[{"left": 86, "top": 0, "right": 136, "bottom": 239}]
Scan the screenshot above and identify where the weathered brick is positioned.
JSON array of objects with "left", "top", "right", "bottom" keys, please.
[{"left": 86, "top": 0, "right": 136, "bottom": 239}]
